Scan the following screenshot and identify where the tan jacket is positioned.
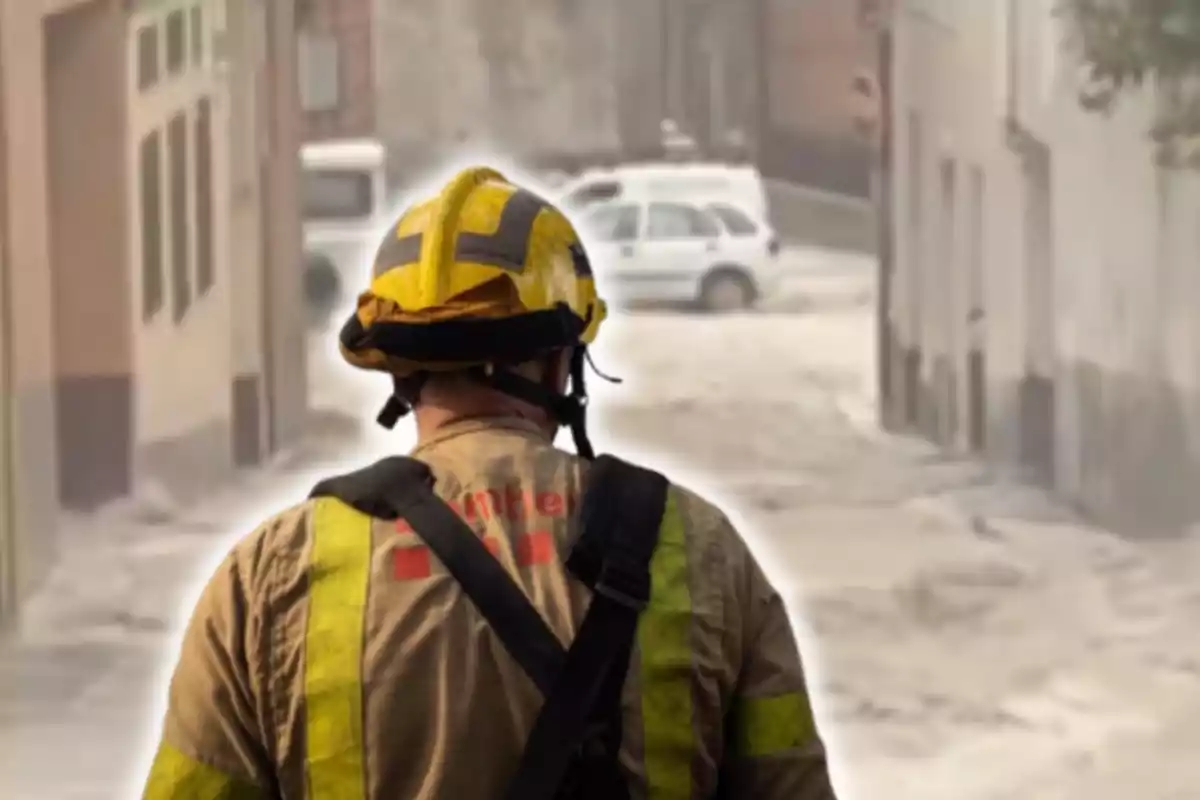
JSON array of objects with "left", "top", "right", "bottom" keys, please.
[{"left": 142, "top": 418, "right": 838, "bottom": 799}]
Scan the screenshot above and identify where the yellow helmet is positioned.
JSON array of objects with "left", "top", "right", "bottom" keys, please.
[
  {"left": 339, "top": 165, "right": 606, "bottom": 376},
  {"left": 337, "top": 166, "right": 610, "bottom": 456}
]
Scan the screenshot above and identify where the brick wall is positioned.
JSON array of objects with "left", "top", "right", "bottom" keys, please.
[
  {"left": 299, "top": 0, "right": 374, "bottom": 141},
  {"left": 766, "top": 0, "right": 878, "bottom": 139},
  {"left": 761, "top": 0, "right": 878, "bottom": 195}
]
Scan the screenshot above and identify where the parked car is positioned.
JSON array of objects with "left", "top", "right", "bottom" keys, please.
[
  {"left": 301, "top": 138, "right": 389, "bottom": 325},
  {"left": 558, "top": 161, "right": 770, "bottom": 221},
  {"left": 578, "top": 198, "right": 781, "bottom": 312}
]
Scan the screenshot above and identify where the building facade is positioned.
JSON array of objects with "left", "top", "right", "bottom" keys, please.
[
  {"left": 881, "top": 0, "right": 1200, "bottom": 534},
  {"left": 367, "top": 0, "right": 875, "bottom": 193},
  {"left": 369, "top": 0, "right": 769, "bottom": 178},
  {"left": 0, "top": 0, "right": 307, "bottom": 627}
]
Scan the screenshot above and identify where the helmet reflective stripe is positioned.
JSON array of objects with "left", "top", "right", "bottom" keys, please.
[
  {"left": 373, "top": 188, "right": 554, "bottom": 278},
  {"left": 454, "top": 189, "right": 551, "bottom": 271},
  {"left": 372, "top": 233, "right": 421, "bottom": 277}
]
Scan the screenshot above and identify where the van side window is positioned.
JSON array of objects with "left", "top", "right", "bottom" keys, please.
[
  {"left": 565, "top": 180, "right": 622, "bottom": 210},
  {"left": 584, "top": 204, "right": 640, "bottom": 242},
  {"left": 707, "top": 203, "right": 759, "bottom": 236},
  {"left": 646, "top": 202, "right": 719, "bottom": 239}
]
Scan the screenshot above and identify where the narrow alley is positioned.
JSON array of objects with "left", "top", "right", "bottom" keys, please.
[{"left": 5, "top": 267, "right": 1200, "bottom": 797}]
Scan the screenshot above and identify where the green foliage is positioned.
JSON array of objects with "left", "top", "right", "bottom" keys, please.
[{"left": 1061, "top": 0, "right": 1200, "bottom": 165}]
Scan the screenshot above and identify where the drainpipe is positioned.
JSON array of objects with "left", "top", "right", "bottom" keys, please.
[
  {"left": 259, "top": 0, "right": 280, "bottom": 455},
  {"left": 0, "top": 27, "right": 15, "bottom": 627}
]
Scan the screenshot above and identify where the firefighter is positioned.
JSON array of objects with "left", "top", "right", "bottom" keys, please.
[{"left": 141, "top": 167, "right": 840, "bottom": 799}]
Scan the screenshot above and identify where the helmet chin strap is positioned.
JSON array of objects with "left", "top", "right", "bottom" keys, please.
[
  {"left": 375, "top": 346, "right": 621, "bottom": 461},
  {"left": 473, "top": 346, "right": 595, "bottom": 459},
  {"left": 375, "top": 373, "right": 426, "bottom": 430}
]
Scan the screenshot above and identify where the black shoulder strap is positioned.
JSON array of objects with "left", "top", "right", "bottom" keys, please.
[
  {"left": 504, "top": 456, "right": 669, "bottom": 800},
  {"left": 309, "top": 456, "right": 566, "bottom": 694}
]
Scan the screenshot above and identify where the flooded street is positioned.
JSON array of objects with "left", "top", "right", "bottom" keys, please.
[{"left": 4, "top": 260, "right": 1200, "bottom": 797}]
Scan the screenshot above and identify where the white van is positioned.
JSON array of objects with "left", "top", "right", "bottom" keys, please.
[
  {"left": 557, "top": 162, "right": 770, "bottom": 221},
  {"left": 301, "top": 138, "right": 388, "bottom": 323},
  {"left": 578, "top": 197, "right": 781, "bottom": 311}
]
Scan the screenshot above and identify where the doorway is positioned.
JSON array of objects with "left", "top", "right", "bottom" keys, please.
[{"left": 938, "top": 156, "right": 959, "bottom": 445}]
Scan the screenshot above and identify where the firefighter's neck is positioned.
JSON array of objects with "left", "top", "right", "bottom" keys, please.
[
  {"left": 414, "top": 389, "right": 555, "bottom": 442},
  {"left": 414, "top": 358, "right": 567, "bottom": 443},
  {"left": 412, "top": 364, "right": 561, "bottom": 443}
]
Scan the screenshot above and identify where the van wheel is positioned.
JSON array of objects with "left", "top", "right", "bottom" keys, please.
[
  {"left": 305, "top": 255, "right": 342, "bottom": 327},
  {"left": 699, "top": 269, "right": 754, "bottom": 313}
]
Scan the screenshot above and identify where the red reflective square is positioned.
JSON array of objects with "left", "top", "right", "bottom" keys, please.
[
  {"left": 392, "top": 546, "right": 432, "bottom": 580},
  {"left": 517, "top": 530, "right": 554, "bottom": 566}
]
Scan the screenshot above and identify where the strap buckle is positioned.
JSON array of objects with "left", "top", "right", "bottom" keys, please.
[{"left": 593, "top": 557, "right": 650, "bottom": 611}]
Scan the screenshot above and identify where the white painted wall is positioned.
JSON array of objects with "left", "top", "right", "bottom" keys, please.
[{"left": 889, "top": 0, "right": 1200, "bottom": 521}]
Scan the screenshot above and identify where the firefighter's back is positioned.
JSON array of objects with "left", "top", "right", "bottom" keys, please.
[
  {"left": 359, "top": 417, "right": 599, "bottom": 797},
  {"left": 345, "top": 416, "right": 745, "bottom": 797}
]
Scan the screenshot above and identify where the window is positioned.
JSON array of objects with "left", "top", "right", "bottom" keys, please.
[
  {"left": 137, "top": 25, "right": 159, "bottom": 90},
  {"left": 298, "top": 32, "right": 341, "bottom": 112},
  {"left": 646, "top": 202, "right": 719, "bottom": 239},
  {"left": 303, "top": 170, "right": 374, "bottom": 220},
  {"left": 1039, "top": 11, "right": 1061, "bottom": 101},
  {"left": 139, "top": 132, "right": 164, "bottom": 319},
  {"left": 564, "top": 181, "right": 622, "bottom": 210},
  {"left": 195, "top": 97, "right": 214, "bottom": 294},
  {"left": 706, "top": 203, "right": 759, "bottom": 236},
  {"left": 168, "top": 113, "right": 190, "bottom": 321},
  {"left": 190, "top": 5, "right": 204, "bottom": 66},
  {"left": 939, "top": 157, "right": 957, "bottom": 333},
  {"left": 906, "top": 110, "right": 924, "bottom": 293},
  {"left": 967, "top": 165, "right": 985, "bottom": 320},
  {"left": 584, "top": 204, "right": 640, "bottom": 242},
  {"left": 165, "top": 10, "right": 185, "bottom": 73}
]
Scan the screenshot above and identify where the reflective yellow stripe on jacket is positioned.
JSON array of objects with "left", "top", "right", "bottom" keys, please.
[
  {"left": 143, "top": 741, "right": 263, "bottom": 799},
  {"left": 637, "top": 490, "right": 696, "bottom": 798},
  {"left": 730, "top": 691, "right": 818, "bottom": 758},
  {"left": 305, "top": 498, "right": 373, "bottom": 799}
]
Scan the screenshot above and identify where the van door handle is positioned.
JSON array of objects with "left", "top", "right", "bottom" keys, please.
[{"left": 620, "top": 244, "right": 634, "bottom": 257}]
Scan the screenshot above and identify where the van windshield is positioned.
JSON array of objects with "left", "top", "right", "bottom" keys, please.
[
  {"left": 645, "top": 177, "right": 734, "bottom": 195},
  {"left": 303, "top": 169, "right": 374, "bottom": 221}
]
